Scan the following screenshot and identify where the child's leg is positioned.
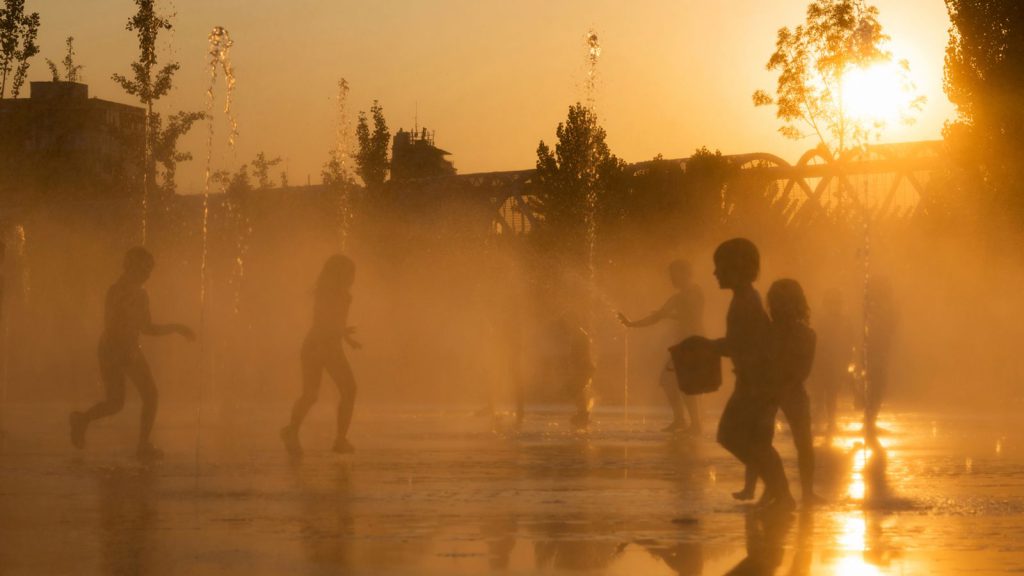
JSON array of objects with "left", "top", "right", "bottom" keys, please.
[
  {"left": 83, "top": 353, "right": 128, "bottom": 423},
  {"left": 717, "top": 394, "right": 753, "bottom": 464},
  {"left": 289, "top": 344, "right": 323, "bottom": 430},
  {"left": 733, "top": 465, "right": 757, "bottom": 500},
  {"left": 570, "top": 377, "right": 592, "bottom": 427},
  {"left": 324, "top": 352, "right": 357, "bottom": 444},
  {"left": 660, "top": 362, "right": 686, "bottom": 429},
  {"left": 126, "top": 353, "right": 157, "bottom": 447},
  {"left": 781, "top": 389, "right": 816, "bottom": 499},
  {"left": 684, "top": 394, "right": 702, "bottom": 433},
  {"left": 864, "top": 365, "right": 888, "bottom": 437},
  {"left": 71, "top": 349, "right": 126, "bottom": 449},
  {"left": 750, "top": 402, "right": 793, "bottom": 509}
]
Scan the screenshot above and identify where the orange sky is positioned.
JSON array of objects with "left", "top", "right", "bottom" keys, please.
[{"left": 27, "top": 0, "right": 955, "bottom": 192}]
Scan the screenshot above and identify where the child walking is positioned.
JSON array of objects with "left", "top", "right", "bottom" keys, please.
[{"left": 281, "top": 254, "right": 361, "bottom": 456}]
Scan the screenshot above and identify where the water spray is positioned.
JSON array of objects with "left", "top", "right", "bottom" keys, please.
[{"left": 197, "top": 25, "right": 237, "bottom": 477}]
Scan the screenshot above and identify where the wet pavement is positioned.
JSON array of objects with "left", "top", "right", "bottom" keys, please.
[{"left": 1, "top": 405, "right": 1023, "bottom": 575}]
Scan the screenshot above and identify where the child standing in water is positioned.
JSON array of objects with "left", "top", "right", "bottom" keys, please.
[
  {"left": 734, "top": 279, "right": 821, "bottom": 505},
  {"left": 863, "top": 277, "right": 896, "bottom": 442},
  {"left": 710, "top": 238, "right": 794, "bottom": 512},
  {"left": 812, "top": 289, "right": 854, "bottom": 435},
  {"left": 281, "top": 254, "right": 360, "bottom": 456},
  {"left": 69, "top": 247, "right": 195, "bottom": 461},
  {"left": 558, "top": 310, "right": 594, "bottom": 429},
  {"left": 618, "top": 259, "right": 705, "bottom": 434}
]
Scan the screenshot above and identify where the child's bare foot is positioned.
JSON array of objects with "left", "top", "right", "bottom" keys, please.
[
  {"left": 733, "top": 487, "right": 756, "bottom": 501},
  {"left": 69, "top": 412, "right": 86, "bottom": 450},
  {"left": 661, "top": 420, "right": 686, "bottom": 433},
  {"left": 764, "top": 494, "right": 797, "bottom": 514},
  {"left": 280, "top": 426, "right": 302, "bottom": 457},
  {"left": 802, "top": 492, "right": 827, "bottom": 507},
  {"left": 570, "top": 412, "right": 591, "bottom": 430},
  {"left": 332, "top": 438, "right": 355, "bottom": 454},
  {"left": 136, "top": 443, "right": 164, "bottom": 462}
]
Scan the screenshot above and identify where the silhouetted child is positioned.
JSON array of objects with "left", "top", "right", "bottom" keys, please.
[
  {"left": 559, "top": 311, "right": 594, "bottom": 429},
  {"left": 281, "top": 254, "right": 360, "bottom": 456},
  {"left": 812, "top": 288, "right": 854, "bottom": 435},
  {"left": 618, "top": 259, "right": 705, "bottom": 434},
  {"left": 863, "top": 276, "right": 896, "bottom": 442},
  {"left": 69, "top": 247, "right": 195, "bottom": 461},
  {"left": 710, "top": 238, "right": 794, "bottom": 512},
  {"left": 735, "top": 279, "right": 821, "bottom": 505}
]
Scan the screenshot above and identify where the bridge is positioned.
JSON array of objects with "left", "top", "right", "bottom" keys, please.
[{"left": 476, "top": 140, "right": 945, "bottom": 236}]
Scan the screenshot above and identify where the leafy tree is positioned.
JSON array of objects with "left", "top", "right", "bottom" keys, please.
[
  {"left": 943, "top": 0, "right": 1024, "bottom": 206},
  {"left": 113, "top": 0, "right": 201, "bottom": 198},
  {"left": 46, "top": 36, "right": 82, "bottom": 82},
  {"left": 251, "top": 151, "right": 282, "bottom": 189},
  {"left": 752, "top": 0, "right": 923, "bottom": 156},
  {"left": 534, "top": 103, "right": 627, "bottom": 251},
  {"left": 211, "top": 165, "right": 251, "bottom": 196},
  {"left": 354, "top": 100, "right": 390, "bottom": 188},
  {"left": 0, "top": 0, "right": 40, "bottom": 98},
  {"left": 150, "top": 111, "right": 206, "bottom": 194},
  {"left": 322, "top": 151, "right": 353, "bottom": 187},
  {"left": 112, "top": 0, "right": 177, "bottom": 118}
]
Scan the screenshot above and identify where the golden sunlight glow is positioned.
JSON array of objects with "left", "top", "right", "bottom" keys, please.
[
  {"left": 834, "top": 515, "right": 883, "bottom": 576},
  {"left": 842, "top": 62, "right": 915, "bottom": 126},
  {"left": 834, "top": 555, "right": 884, "bottom": 576}
]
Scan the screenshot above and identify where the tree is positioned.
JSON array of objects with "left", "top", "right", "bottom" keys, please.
[
  {"left": 113, "top": 0, "right": 201, "bottom": 199},
  {"left": 113, "top": 0, "right": 177, "bottom": 187},
  {"left": 0, "top": 0, "right": 40, "bottom": 98},
  {"left": 46, "top": 36, "right": 82, "bottom": 82},
  {"left": 753, "top": 0, "right": 924, "bottom": 156},
  {"left": 943, "top": 0, "right": 1024, "bottom": 207},
  {"left": 112, "top": 0, "right": 178, "bottom": 118},
  {"left": 535, "top": 103, "right": 627, "bottom": 251},
  {"left": 150, "top": 111, "right": 206, "bottom": 194},
  {"left": 354, "top": 100, "right": 390, "bottom": 188},
  {"left": 322, "top": 151, "right": 353, "bottom": 188},
  {"left": 251, "top": 151, "right": 282, "bottom": 189}
]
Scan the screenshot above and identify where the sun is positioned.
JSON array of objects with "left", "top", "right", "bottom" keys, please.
[{"left": 841, "top": 61, "right": 917, "bottom": 127}]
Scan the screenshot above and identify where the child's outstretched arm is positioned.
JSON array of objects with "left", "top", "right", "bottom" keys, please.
[
  {"left": 618, "top": 296, "right": 673, "bottom": 328},
  {"left": 138, "top": 292, "right": 196, "bottom": 341}
]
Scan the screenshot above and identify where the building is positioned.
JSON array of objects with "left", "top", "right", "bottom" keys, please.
[
  {"left": 391, "top": 127, "right": 456, "bottom": 181},
  {"left": 0, "top": 81, "right": 144, "bottom": 205}
]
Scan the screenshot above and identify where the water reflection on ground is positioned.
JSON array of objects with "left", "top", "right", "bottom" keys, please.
[{"left": 1, "top": 406, "right": 1023, "bottom": 574}]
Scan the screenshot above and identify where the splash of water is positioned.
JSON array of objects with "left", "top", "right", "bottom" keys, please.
[
  {"left": 581, "top": 30, "right": 602, "bottom": 325},
  {"left": 198, "top": 26, "right": 237, "bottom": 474},
  {"left": 335, "top": 77, "right": 353, "bottom": 250},
  {"left": 201, "top": 27, "right": 237, "bottom": 307},
  {"left": 584, "top": 30, "right": 601, "bottom": 110},
  {"left": 141, "top": 112, "right": 151, "bottom": 245}
]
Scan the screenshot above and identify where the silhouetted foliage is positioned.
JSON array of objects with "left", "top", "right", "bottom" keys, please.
[
  {"left": 46, "top": 36, "right": 82, "bottom": 83},
  {"left": 0, "top": 0, "right": 40, "bottom": 98},
  {"left": 355, "top": 101, "right": 390, "bottom": 188},
  {"left": 113, "top": 0, "right": 201, "bottom": 198},
  {"left": 943, "top": 0, "right": 1024, "bottom": 215},
  {"left": 322, "top": 151, "right": 354, "bottom": 188},
  {"left": 150, "top": 111, "right": 206, "bottom": 195},
  {"left": 112, "top": 0, "right": 177, "bottom": 110},
  {"left": 251, "top": 152, "right": 282, "bottom": 189},
  {"left": 534, "top": 103, "right": 627, "bottom": 245},
  {"left": 753, "top": 0, "right": 923, "bottom": 156},
  {"left": 212, "top": 165, "right": 251, "bottom": 196},
  {"left": 617, "top": 148, "right": 734, "bottom": 251}
]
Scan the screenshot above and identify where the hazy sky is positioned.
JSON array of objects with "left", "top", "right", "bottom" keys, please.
[{"left": 28, "top": 0, "right": 955, "bottom": 192}]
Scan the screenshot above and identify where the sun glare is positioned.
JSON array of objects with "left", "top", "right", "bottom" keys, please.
[{"left": 842, "top": 61, "right": 914, "bottom": 126}]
